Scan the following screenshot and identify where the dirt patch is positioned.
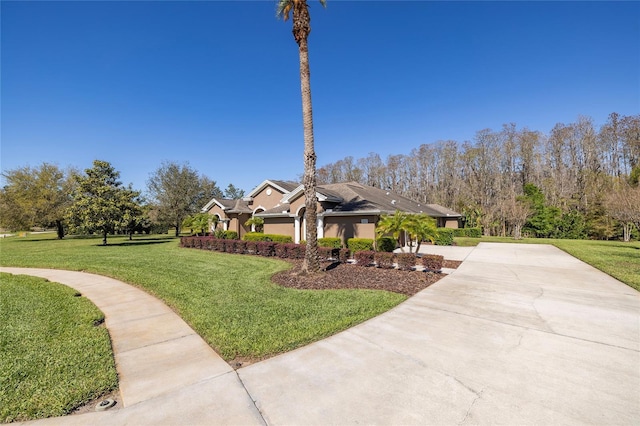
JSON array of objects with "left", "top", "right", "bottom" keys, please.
[{"left": 444, "top": 259, "right": 462, "bottom": 269}]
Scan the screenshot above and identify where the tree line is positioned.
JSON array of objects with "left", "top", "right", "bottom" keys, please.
[
  {"left": 316, "top": 113, "right": 640, "bottom": 241},
  {"left": 0, "top": 160, "right": 246, "bottom": 244}
]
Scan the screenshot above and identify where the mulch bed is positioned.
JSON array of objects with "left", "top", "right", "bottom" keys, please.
[{"left": 272, "top": 258, "right": 461, "bottom": 297}]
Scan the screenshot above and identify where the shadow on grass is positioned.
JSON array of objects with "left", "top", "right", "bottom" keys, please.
[
  {"left": 10, "top": 235, "right": 178, "bottom": 245},
  {"left": 107, "top": 239, "right": 176, "bottom": 247}
]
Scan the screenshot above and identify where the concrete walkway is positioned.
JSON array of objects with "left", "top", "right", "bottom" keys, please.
[
  {"left": 0, "top": 267, "right": 265, "bottom": 425},
  {"left": 3, "top": 243, "right": 639, "bottom": 425}
]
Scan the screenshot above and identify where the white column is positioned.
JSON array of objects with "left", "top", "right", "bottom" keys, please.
[
  {"left": 317, "top": 216, "right": 324, "bottom": 239},
  {"left": 294, "top": 217, "right": 301, "bottom": 244},
  {"left": 302, "top": 217, "right": 307, "bottom": 241},
  {"left": 223, "top": 220, "right": 229, "bottom": 231}
]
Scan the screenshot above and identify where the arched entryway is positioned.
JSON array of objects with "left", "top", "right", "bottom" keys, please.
[{"left": 250, "top": 207, "right": 265, "bottom": 232}]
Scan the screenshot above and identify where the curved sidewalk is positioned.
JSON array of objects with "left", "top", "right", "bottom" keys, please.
[
  {"left": 3, "top": 243, "right": 640, "bottom": 425},
  {"left": 0, "top": 267, "right": 265, "bottom": 425}
]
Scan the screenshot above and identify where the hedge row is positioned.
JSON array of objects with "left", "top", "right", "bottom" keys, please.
[
  {"left": 213, "top": 230, "right": 238, "bottom": 240},
  {"left": 181, "top": 236, "right": 444, "bottom": 271},
  {"left": 181, "top": 236, "right": 349, "bottom": 262},
  {"left": 347, "top": 238, "right": 374, "bottom": 253},
  {"left": 243, "top": 232, "right": 293, "bottom": 243},
  {"left": 434, "top": 228, "right": 454, "bottom": 246},
  {"left": 452, "top": 227, "right": 482, "bottom": 238}
]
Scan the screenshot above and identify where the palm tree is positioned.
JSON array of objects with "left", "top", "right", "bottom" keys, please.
[
  {"left": 404, "top": 214, "right": 438, "bottom": 254},
  {"left": 277, "top": 0, "right": 326, "bottom": 274},
  {"left": 376, "top": 211, "right": 409, "bottom": 252},
  {"left": 244, "top": 216, "right": 264, "bottom": 233}
]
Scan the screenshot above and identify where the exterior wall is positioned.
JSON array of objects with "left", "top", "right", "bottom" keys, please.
[
  {"left": 323, "top": 215, "right": 377, "bottom": 245},
  {"left": 289, "top": 194, "right": 326, "bottom": 216},
  {"left": 207, "top": 204, "right": 228, "bottom": 232},
  {"left": 288, "top": 195, "right": 306, "bottom": 216},
  {"left": 207, "top": 204, "right": 226, "bottom": 218},
  {"left": 250, "top": 185, "right": 288, "bottom": 212},
  {"left": 263, "top": 217, "right": 295, "bottom": 238},
  {"left": 227, "top": 213, "right": 252, "bottom": 238},
  {"left": 441, "top": 218, "right": 460, "bottom": 229}
]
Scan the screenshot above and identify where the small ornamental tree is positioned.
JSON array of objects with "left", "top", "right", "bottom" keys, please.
[{"left": 66, "top": 160, "right": 142, "bottom": 245}]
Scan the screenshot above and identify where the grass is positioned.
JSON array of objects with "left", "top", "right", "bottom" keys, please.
[
  {"left": 0, "top": 234, "right": 405, "bottom": 360},
  {"left": 455, "top": 236, "right": 640, "bottom": 291},
  {"left": 0, "top": 273, "right": 118, "bottom": 423}
]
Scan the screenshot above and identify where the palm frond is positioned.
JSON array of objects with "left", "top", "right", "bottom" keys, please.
[{"left": 276, "top": 0, "right": 293, "bottom": 20}]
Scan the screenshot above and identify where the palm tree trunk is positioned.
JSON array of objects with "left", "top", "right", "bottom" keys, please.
[
  {"left": 294, "top": 1, "right": 320, "bottom": 274},
  {"left": 299, "top": 38, "right": 320, "bottom": 273}
]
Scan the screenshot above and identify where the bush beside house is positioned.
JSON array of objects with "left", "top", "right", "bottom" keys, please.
[{"left": 181, "top": 236, "right": 447, "bottom": 272}]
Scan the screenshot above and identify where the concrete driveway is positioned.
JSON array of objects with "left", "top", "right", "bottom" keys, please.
[
  {"left": 5, "top": 243, "right": 639, "bottom": 425},
  {"left": 238, "top": 243, "right": 640, "bottom": 425}
]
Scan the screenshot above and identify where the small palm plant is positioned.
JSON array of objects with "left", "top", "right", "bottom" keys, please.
[
  {"left": 376, "top": 211, "right": 438, "bottom": 253},
  {"left": 404, "top": 214, "right": 438, "bottom": 254},
  {"left": 376, "top": 211, "right": 409, "bottom": 252},
  {"left": 244, "top": 216, "right": 264, "bottom": 233}
]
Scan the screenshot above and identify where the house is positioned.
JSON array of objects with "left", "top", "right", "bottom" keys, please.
[
  {"left": 202, "top": 179, "right": 462, "bottom": 244},
  {"left": 201, "top": 180, "right": 298, "bottom": 237}
]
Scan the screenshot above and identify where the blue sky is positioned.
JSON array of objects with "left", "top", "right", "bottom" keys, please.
[{"left": 2, "top": 1, "right": 638, "bottom": 195}]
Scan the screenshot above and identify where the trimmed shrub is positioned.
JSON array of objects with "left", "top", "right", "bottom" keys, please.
[
  {"left": 242, "top": 233, "right": 293, "bottom": 243},
  {"left": 233, "top": 240, "right": 247, "bottom": 254},
  {"left": 243, "top": 232, "right": 267, "bottom": 241},
  {"left": 245, "top": 240, "right": 257, "bottom": 254},
  {"left": 256, "top": 241, "right": 275, "bottom": 257},
  {"left": 214, "top": 229, "right": 225, "bottom": 239},
  {"left": 422, "top": 254, "right": 444, "bottom": 271},
  {"left": 285, "top": 243, "right": 304, "bottom": 259},
  {"left": 376, "top": 237, "right": 396, "bottom": 252},
  {"left": 338, "top": 248, "right": 350, "bottom": 263},
  {"left": 396, "top": 253, "right": 417, "bottom": 271},
  {"left": 347, "top": 238, "right": 374, "bottom": 253},
  {"left": 318, "top": 237, "right": 342, "bottom": 248},
  {"left": 222, "top": 239, "right": 235, "bottom": 253},
  {"left": 374, "top": 252, "right": 395, "bottom": 269},
  {"left": 223, "top": 230, "right": 238, "bottom": 240},
  {"left": 202, "top": 237, "right": 213, "bottom": 250},
  {"left": 270, "top": 234, "right": 294, "bottom": 243},
  {"left": 434, "top": 228, "right": 454, "bottom": 246},
  {"left": 453, "top": 227, "right": 481, "bottom": 238},
  {"left": 275, "top": 243, "right": 288, "bottom": 258},
  {"left": 354, "top": 250, "right": 375, "bottom": 267},
  {"left": 212, "top": 238, "right": 225, "bottom": 251},
  {"left": 318, "top": 247, "right": 333, "bottom": 261}
]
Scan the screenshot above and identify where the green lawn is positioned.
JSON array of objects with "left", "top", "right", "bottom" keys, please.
[
  {"left": 0, "top": 234, "right": 405, "bottom": 360},
  {"left": 0, "top": 273, "right": 117, "bottom": 423},
  {"left": 455, "top": 236, "right": 640, "bottom": 291}
]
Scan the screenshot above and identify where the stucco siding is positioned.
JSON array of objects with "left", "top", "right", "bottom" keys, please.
[
  {"left": 443, "top": 218, "right": 459, "bottom": 229},
  {"left": 324, "top": 215, "right": 377, "bottom": 244},
  {"left": 207, "top": 204, "right": 226, "bottom": 218},
  {"left": 263, "top": 217, "right": 295, "bottom": 238},
  {"left": 251, "top": 185, "right": 287, "bottom": 212}
]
